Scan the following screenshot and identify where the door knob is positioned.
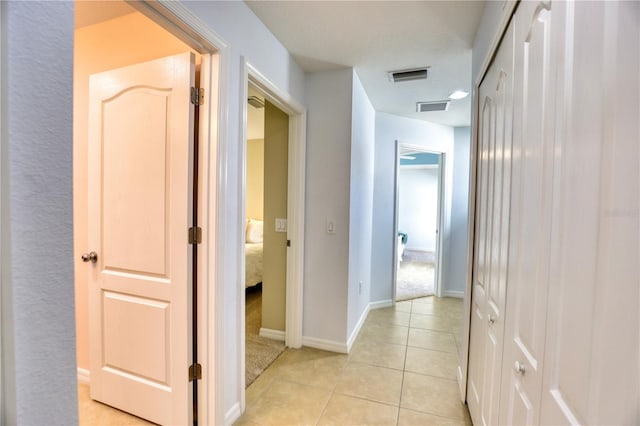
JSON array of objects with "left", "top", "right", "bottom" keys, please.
[
  {"left": 81, "top": 251, "right": 98, "bottom": 263},
  {"left": 514, "top": 361, "right": 526, "bottom": 375},
  {"left": 488, "top": 314, "right": 496, "bottom": 325}
]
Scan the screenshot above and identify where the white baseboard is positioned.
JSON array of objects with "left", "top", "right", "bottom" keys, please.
[
  {"left": 443, "top": 290, "right": 465, "bottom": 299},
  {"left": 225, "top": 402, "right": 242, "bottom": 426},
  {"left": 457, "top": 365, "right": 465, "bottom": 401},
  {"left": 301, "top": 336, "right": 348, "bottom": 354},
  {"left": 77, "top": 368, "right": 90, "bottom": 383},
  {"left": 259, "top": 328, "right": 285, "bottom": 341},
  {"left": 346, "top": 303, "right": 370, "bottom": 353},
  {"left": 369, "top": 299, "right": 393, "bottom": 310}
]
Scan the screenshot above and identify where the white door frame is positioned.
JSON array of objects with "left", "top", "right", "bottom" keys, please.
[
  {"left": 0, "top": 2, "right": 4, "bottom": 416},
  {"left": 392, "top": 141, "right": 446, "bottom": 301},
  {"left": 238, "top": 58, "right": 306, "bottom": 411},
  {"left": 121, "top": 2, "right": 229, "bottom": 424}
]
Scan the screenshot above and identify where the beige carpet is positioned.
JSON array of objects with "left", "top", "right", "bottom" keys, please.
[
  {"left": 396, "top": 261, "right": 435, "bottom": 301},
  {"left": 245, "top": 286, "right": 285, "bottom": 387}
]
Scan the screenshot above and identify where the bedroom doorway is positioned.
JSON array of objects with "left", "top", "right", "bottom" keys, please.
[
  {"left": 243, "top": 83, "right": 290, "bottom": 388},
  {"left": 393, "top": 144, "right": 444, "bottom": 302},
  {"left": 239, "top": 62, "right": 306, "bottom": 410},
  {"left": 74, "top": 1, "right": 222, "bottom": 423}
]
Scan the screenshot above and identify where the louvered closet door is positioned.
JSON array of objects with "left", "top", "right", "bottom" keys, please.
[
  {"left": 467, "top": 20, "right": 515, "bottom": 426},
  {"left": 497, "top": 2, "right": 557, "bottom": 424}
]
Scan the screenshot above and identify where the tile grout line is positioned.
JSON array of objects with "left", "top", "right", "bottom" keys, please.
[
  {"left": 314, "top": 385, "right": 335, "bottom": 426},
  {"left": 395, "top": 298, "right": 414, "bottom": 426}
]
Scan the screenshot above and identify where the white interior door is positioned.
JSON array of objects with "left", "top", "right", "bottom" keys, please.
[
  {"left": 540, "top": 1, "right": 640, "bottom": 424},
  {"left": 467, "top": 19, "right": 514, "bottom": 426},
  {"left": 497, "top": 2, "right": 555, "bottom": 425},
  {"left": 87, "top": 52, "right": 195, "bottom": 425}
]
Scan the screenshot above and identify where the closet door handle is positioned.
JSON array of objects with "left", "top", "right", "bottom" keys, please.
[
  {"left": 514, "top": 361, "right": 526, "bottom": 376},
  {"left": 488, "top": 314, "right": 496, "bottom": 325}
]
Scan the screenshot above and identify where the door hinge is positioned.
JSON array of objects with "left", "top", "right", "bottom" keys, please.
[
  {"left": 190, "top": 87, "right": 204, "bottom": 106},
  {"left": 189, "top": 363, "right": 202, "bottom": 381},
  {"left": 188, "top": 226, "right": 202, "bottom": 244},
  {"left": 287, "top": 239, "right": 291, "bottom": 247}
]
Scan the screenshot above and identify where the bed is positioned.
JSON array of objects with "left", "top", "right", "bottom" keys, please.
[
  {"left": 245, "top": 242, "right": 263, "bottom": 288},
  {"left": 245, "top": 219, "right": 264, "bottom": 288}
]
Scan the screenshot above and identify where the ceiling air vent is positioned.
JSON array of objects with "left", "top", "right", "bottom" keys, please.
[
  {"left": 388, "top": 67, "right": 430, "bottom": 83},
  {"left": 416, "top": 100, "right": 450, "bottom": 112},
  {"left": 248, "top": 95, "right": 265, "bottom": 108}
]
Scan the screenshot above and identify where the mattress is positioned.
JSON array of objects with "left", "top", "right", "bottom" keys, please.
[{"left": 245, "top": 242, "right": 263, "bottom": 288}]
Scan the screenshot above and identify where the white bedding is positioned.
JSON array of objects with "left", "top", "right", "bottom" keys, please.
[{"left": 245, "top": 243, "right": 263, "bottom": 288}]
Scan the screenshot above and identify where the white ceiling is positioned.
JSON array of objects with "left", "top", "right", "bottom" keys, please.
[
  {"left": 75, "top": 1, "right": 484, "bottom": 128},
  {"left": 245, "top": 1, "right": 485, "bottom": 127}
]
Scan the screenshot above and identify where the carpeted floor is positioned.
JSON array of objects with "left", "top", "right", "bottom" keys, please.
[
  {"left": 245, "top": 285, "right": 285, "bottom": 388},
  {"left": 396, "top": 261, "right": 435, "bottom": 301}
]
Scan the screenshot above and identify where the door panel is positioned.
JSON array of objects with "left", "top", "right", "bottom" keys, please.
[
  {"left": 88, "top": 52, "right": 195, "bottom": 425},
  {"left": 467, "top": 96, "right": 491, "bottom": 423},
  {"left": 467, "top": 20, "right": 514, "bottom": 426},
  {"left": 261, "top": 101, "right": 289, "bottom": 332},
  {"left": 541, "top": 1, "right": 640, "bottom": 424},
  {"left": 498, "top": 2, "right": 555, "bottom": 424},
  {"left": 103, "top": 292, "right": 170, "bottom": 383},
  {"left": 102, "top": 90, "right": 170, "bottom": 276}
]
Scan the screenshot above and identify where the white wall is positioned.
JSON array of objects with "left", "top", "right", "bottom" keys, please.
[
  {"left": 1, "top": 1, "right": 77, "bottom": 423},
  {"left": 370, "top": 112, "right": 454, "bottom": 302},
  {"left": 347, "top": 71, "right": 375, "bottom": 341},
  {"left": 246, "top": 139, "right": 264, "bottom": 221},
  {"left": 445, "top": 127, "right": 471, "bottom": 295},
  {"left": 472, "top": 0, "right": 517, "bottom": 83},
  {"left": 178, "top": 2, "right": 306, "bottom": 419},
  {"left": 398, "top": 167, "right": 439, "bottom": 252},
  {"left": 303, "top": 68, "right": 352, "bottom": 345}
]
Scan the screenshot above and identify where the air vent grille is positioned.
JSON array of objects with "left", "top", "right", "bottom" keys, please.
[
  {"left": 389, "top": 67, "right": 430, "bottom": 83},
  {"left": 248, "top": 95, "right": 265, "bottom": 108},
  {"left": 416, "top": 101, "right": 450, "bottom": 112}
]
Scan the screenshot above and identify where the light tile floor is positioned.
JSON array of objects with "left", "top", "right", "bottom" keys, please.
[
  {"left": 78, "top": 382, "right": 154, "bottom": 425},
  {"left": 235, "top": 296, "right": 471, "bottom": 426}
]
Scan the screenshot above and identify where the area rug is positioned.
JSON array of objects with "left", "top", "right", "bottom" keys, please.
[
  {"left": 245, "top": 286, "right": 285, "bottom": 387},
  {"left": 396, "top": 261, "right": 435, "bottom": 301}
]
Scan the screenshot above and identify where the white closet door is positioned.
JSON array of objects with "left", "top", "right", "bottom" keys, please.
[
  {"left": 496, "top": 1, "right": 557, "bottom": 425},
  {"left": 540, "top": 1, "right": 640, "bottom": 424},
  {"left": 467, "top": 20, "right": 515, "bottom": 426}
]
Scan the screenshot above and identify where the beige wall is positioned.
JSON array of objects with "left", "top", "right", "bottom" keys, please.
[
  {"left": 261, "top": 102, "right": 289, "bottom": 332},
  {"left": 74, "top": 12, "right": 197, "bottom": 370},
  {"left": 246, "top": 139, "right": 264, "bottom": 221}
]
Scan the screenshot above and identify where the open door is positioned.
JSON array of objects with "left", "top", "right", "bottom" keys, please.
[{"left": 86, "top": 52, "right": 195, "bottom": 425}]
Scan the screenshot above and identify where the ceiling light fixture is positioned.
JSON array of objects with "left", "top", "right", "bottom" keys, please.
[{"left": 448, "top": 90, "right": 469, "bottom": 100}]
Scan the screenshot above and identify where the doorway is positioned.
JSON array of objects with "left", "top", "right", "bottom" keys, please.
[
  {"left": 243, "top": 85, "right": 289, "bottom": 388},
  {"left": 73, "top": 2, "right": 220, "bottom": 423},
  {"left": 238, "top": 62, "right": 307, "bottom": 411},
  {"left": 393, "top": 144, "right": 444, "bottom": 302}
]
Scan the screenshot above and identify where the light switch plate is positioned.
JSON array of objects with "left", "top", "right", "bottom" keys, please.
[
  {"left": 326, "top": 220, "right": 336, "bottom": 234},
  {"left": 275, "top": 218, "right": 287, "bottom": 233}
]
